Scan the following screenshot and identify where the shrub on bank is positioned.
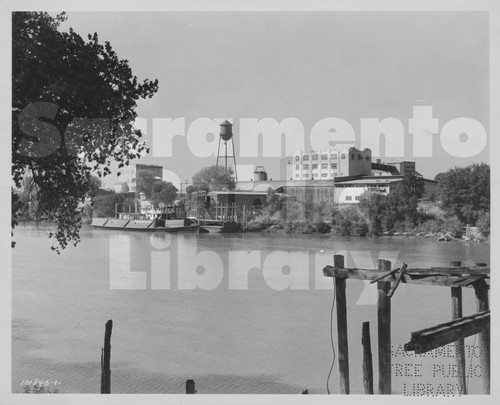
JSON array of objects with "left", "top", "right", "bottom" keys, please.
[{"left": 476, "top": 211, "right": 490, "bottom": 237}]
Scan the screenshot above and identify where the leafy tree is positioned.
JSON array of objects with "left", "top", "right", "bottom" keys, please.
[
  {"left": 331, "top": 205, "right": 368, "bottom": 236},
  {"left": 436, "top": 163, "right": 490, "bottom": 225},
  {"left": 476, "top": 210, "right": 490, "bottom": 237},
  {"left": 359, "top": 191, "right": 386, "bottom": 236},
  {"left": 190, "top": 165, "right": 236, "bottom": 193},
  {"left": 150, "top": 182, "right": 178, "bottom": 208},
  {"left": 135, "top": 171, "right": 161, "bottom": 199},
  {"left": 12, "top": 12, "right": 159, "bottom": 252},
  {"left": 92, "top": 189, "right": 137, "bottom": 217},
  {"left": 400, "top": 171, "right": 425, "bottom": 199}
]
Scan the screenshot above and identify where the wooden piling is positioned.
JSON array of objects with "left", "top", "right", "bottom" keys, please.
[
  {"left": 100, "top": 320, "right": 113, "bottom": 394},
  {"left": 451, "top": 286, "right": 467, "bottom": 394},
  {"left": 377, "top": 259, "right": 392, "bottom": 395},
  {"left": 473, "top": 279, "right": 490, "bottom": 394},
  {"left": 450, "top": 260, "right": 467, "bottom": 395},
  {"left": 362, "top": 321, "right": 374, "bottom": 394},
  {"left": 334, "top": 254, "right": 350, "bottom": 394},
  {"left": 186, "top": 379, "right": 196, "bottom": 394}
]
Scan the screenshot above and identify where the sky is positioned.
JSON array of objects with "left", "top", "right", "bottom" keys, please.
[{"left": 58, "top": 11, "right": 490, "bottom": 188}]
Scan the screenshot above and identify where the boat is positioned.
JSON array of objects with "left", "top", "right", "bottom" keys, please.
[
  {"left": 197, "top": 219, "right": 239, "bottom": 233},
  {"left": 91, "top": 205, "right": 201, "bottom": 232}
]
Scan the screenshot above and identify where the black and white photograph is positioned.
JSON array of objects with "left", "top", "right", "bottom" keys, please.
[{"left": 2, "top": 0, "right": 498, "bottom": 403}]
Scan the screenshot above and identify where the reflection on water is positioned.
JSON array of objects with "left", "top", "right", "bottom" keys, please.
[{"left": 12, "top": 225, "right": 490, "bottom": 393}]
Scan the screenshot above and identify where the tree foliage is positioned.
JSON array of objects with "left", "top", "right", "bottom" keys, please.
[
  {"left": 135, "top": 171, "right": 161, "bottom": 199},
  {"left": 12, "top": 12, "right": 159, "bottom": 252},
  {"left": 150, "top": 182, "right": 178, "bottom": 208},
  {"left": 189, "top": 165, "right": 236, "bottom": 193},
  {"left": 134, "top": 171, "right": 178, "bottom": 207},
  {"left": 92, "top": 189, "right": 136, "bottom": 218},
  {"left": 400, "top": 171, "right": 425, "bottom": 199},
  {"left": 436, "top": 163, "right": 490, "bottom": 225}
]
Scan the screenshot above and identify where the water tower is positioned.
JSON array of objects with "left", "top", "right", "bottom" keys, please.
[{"left": 216, "top": 120, "right": 238, "bottom": 181}]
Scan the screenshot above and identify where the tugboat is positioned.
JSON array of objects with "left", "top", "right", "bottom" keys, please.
[{"left": 91, "top": 204, "right": 200, "bottom": 232}]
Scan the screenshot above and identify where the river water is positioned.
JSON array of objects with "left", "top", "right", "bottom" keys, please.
[{"left": 12, "top": 225, "right": 490, "bottom": 394}]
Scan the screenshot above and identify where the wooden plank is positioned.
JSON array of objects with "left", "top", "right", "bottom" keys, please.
[
  {"left": 455, "top": 275, "right": 488, "bottom": 287},
  {"left": 369, "top": 266, "right": 402, "bottom": 284},
  {"left": 405, "top": 275, "right": 472, "bottom": 288},
  {"left": 377, "top": 259, "right": 392, "bottom": 395},
  {"left": 473, "top": 279, "right": 490, "bottom": 394},
  {"left": 387, "top": 264, "right": 407, "bottom": 297},
  {"left": 324, "top": 266, "right": 379, "bottom": 281},
  {"left": 362, "top": 321, "right": 374, "bottom": 395},
  {"left": 334, "top": 255, "right": 350, "bottom": 394},
  {"left": 451, "top": 285, "right": 467, "bottom": 394},
  {"left": 404, "top": 311, "right": 490, "bottom": 354},
  {"left": 324, "top": 266, "right": 488, "bottom": 288},
  {"left": 324, "top": 266, "right": 489, "bottom": 279},
  {"left": 405, "top": 267, "right": 489, "bottom": 275}
]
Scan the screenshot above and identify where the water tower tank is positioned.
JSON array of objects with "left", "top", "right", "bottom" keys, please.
[
  {"left": 254, "top": 166, "right": 268, "bottom": 181},
  {"left": 219, "top": 120, "right": 233, "bottom": 141}
]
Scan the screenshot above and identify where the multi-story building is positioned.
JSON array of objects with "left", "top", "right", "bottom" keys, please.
[
  {"left": 290, "top": 147, "right": 372, "bottom": 180},
  {"left": 119, "top": 164, "right": 163, "bottom": 194}
]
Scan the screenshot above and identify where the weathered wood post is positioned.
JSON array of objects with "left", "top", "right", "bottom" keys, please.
[
  {"left": 362, "top": 321, "right": 374, "bottom": 394},
  {"left": 473, "top": 279, "right": 490, "bottom": 394},
  {"left": 186, "top": 379, "right": 196, "bottom": 394},
  {"left": 100, "top": 320, "right": 113, "bottom": 394},
  {"left": 450, "top": 261, "right": 467, "bottom": 394},
  {"left": 377, "top": 259, "right": 392, "bottom": 394},
  {"left": 334, "top": 254, "right": 350, "bottom": 394}
]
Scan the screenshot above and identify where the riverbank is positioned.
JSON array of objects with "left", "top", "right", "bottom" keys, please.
[{"left": 245, "top": 221, "right": 489, "bottom": 243}]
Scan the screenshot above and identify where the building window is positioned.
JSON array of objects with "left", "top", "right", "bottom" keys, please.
[
  {"left": 341, "top": 154, "right": 346, "bottom": 159},
  {"left": 295, "top": 174, "right": 300, "bottom": 178},
  {"left": 351, "top": 154, "right": 355, "bottom": 160},
  {"left": 332, "top": 172, "right": 338, "bottom": 177},
  {"left": 295, "top": 164, "right": 299, "bottom": 170},
  {"left": 355, "top": 196, "right": 360, "bottom": 201},
  {"left": 321, "top": 173, "right": 328, "bottom": 178},
  {"left": 312, "top": 154, "right": 318, "bottom": 160},
  {"left": 321, "top": 163, "right": 328, "bottom": 169},
  {"left": 313, "top": 173, "right": 318, "bottom": 178},
  {"left": 303, "top": 164, "right": 309, "bottom": 169},
  {"left": 303, "top": 155, "right": 309, "bottom": 161},
  {"left": 331, "top": 163, "right": 337, "bottom": 169},
  {"left": 321, "top": 154, "right": 328, "bottom": 160},
  {"left": 346, "top": 196, "right": 352, "bottom": 201},
  {"left": 304, "top": 174, "right": 309, "bottom": 178},
  {"left": 332, "top": 154, "right": 338, "bottom": 159},
  {"left": 366, "top": 156, "right": 370, "bottom": 160},
  {"left": 358, "top": 154, "right": 362, "bottom": 160},
  {"left": 295, "top": 156, "right": 300, "bottom": 161},
  {"left": 312, "top": 164, "right": 318, "bottom": 169}
]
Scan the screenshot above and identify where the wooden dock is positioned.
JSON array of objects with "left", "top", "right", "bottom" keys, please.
[{"left": 324, "top": 257, "right": 490, "bottom": 395}]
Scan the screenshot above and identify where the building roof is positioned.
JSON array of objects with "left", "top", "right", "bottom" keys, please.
[
  {"left": 238, "top": 176, "right": 436, "bottom": 190},
  {"left": 209, "top": 190, "right": 268, "bottom": 196},
  {"left": 335, "top": 176, "right": 437, "bottom": 186}
]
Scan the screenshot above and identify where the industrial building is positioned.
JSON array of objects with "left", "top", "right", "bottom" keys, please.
[
  {"left": 281, "top": 147, "right": 372, "bottom": 180},
  {"left": 238, "top": 160, "right": 437, "bottom": 205},
  {"left": 114, "top": 163, "right": 163, "bottom": 195}
]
